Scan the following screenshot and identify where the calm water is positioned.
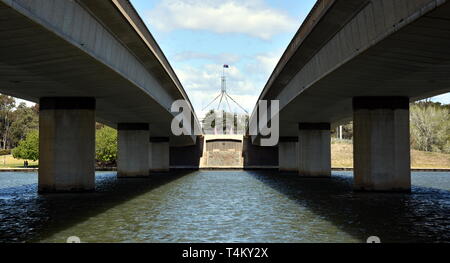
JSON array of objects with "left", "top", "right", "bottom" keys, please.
[{"left": 0, "top": 170, "right": 449, "bottom": 243}]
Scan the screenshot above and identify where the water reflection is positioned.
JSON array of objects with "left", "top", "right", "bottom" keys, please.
[
  {"left": 0, "top": 171, "right": 448, "bottom": 243},
  {"left": 252, "top": 171, "right": 450, "bottom": 243}
]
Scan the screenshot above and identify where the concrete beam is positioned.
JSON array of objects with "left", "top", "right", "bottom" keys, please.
[
  {"left": 278, "top": 137, "right": 298, "bottom": 172},
  {"left": 117, "top": 123, "right": 150, "bottom": 178},
  {"left": 353, "top": 97, "right": 411, "bottom": 192},
  {"left": 0, "top": 0, "right": 200, "bottom": 146},
  {"left": 298, "top": 123, "right": 331, "bottom": 177},
  {"left": 39, "top": 97, "right": 96, "bottom": 193},
  {"left": 149, "top": 137, "right": 170, "bottom": 172}
]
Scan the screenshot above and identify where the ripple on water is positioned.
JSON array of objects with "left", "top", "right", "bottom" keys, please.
[{"left": 0, "top": 171, "right": 449, "bottom": 243}]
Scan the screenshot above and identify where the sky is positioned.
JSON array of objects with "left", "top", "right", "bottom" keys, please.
[{"left": 130, "top": 0, "right": 317, "bottom": 117}]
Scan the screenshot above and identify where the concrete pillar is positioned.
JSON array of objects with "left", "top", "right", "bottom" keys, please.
[
  {"left": 149, "top": 137, "right": 170, "bottom": 172},
  {"left": 353, "top": 97, "right": 411, "bottom": 192},
  {"left": 298, "top": 123, "right": 331, "bottom": 177},
  {"left": 117, "top": 123, "right": 149, "bottom": 178},
  {"left": 39, "top": 97, "right": 95, "bottom": 193},
  {"left": 278, "top": 137, "right": 298, "bottom": 172}
]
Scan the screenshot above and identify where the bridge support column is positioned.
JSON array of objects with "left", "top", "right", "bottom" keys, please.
[
  {"left": 278, "top": 137, "right": 298, "bottom": 172},
  {"left": 39, "top": 97, "right": 96, "bottom": 193},
  {"left": 149, "top": 137, "right": 170, "bottom": 172},
  {"left": 117, "top": 123, "right": 150, "bottom": 178},
  {"left": 353, "top": 97, "right": 411, "bottom": 192},
  {"left": 298, "top": 123, "right": 331, "bottom": 177}
]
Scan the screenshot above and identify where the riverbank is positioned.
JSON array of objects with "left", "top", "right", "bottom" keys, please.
[
  {"left": 0, "top": 167, "right": 117, "bottom": 172},
  {"left": 0, "top": 155, "right": 38, "bottom": 168},
  {"left": 0, "top": 144, "right": 449, "bottom": 172},
  {"left": 332, "top": 141, "right": 450, "bottom": 170},
  {"left": 0, "top": 167, "right": 449, "bottom": 173}
]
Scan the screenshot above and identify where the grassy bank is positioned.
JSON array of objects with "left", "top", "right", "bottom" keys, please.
[
  {"left": 1, "top": 145, "right": 449, "bottom": 170},
  {"left": 332, "top": 141, "right": 450, "bottom": 169},
  {"left": 0, "top": 155, "right": 38, "bottom": 168}
]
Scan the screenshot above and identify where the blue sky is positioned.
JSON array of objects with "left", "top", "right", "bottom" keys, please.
[{"left": 130, "top": 0, "right": 450, "bottom": 117}]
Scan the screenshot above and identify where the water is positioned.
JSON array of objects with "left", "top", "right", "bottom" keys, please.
[{"left": 0, "top": 170, "right": 449, "bottom": 243}]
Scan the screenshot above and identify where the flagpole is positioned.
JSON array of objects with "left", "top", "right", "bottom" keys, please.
[{"left": 202, "top": 64, "right": 248, "bottom": 115}]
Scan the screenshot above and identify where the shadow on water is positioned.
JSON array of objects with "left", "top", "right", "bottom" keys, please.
[
  {"left": 249, "top": 171, "right": 450, "bottom": 243},
  {"left": 0, "top": 171, "right": 193, "bottom": 243}
]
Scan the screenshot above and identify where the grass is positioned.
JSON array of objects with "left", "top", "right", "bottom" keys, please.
[
  {"left": 0, "top": 144, "right": 449, "bottom": 170},
  {"left": 331, "top": 141, "right": 450, "bottom": 169},
  {"left": 0, "top": 155, "right": 38, "bottom": 168}
]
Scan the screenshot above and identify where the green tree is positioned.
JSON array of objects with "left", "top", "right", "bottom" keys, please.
[
  {"left": 410, "top": 103, "right": 450, "bottom": 153},
  {"left": 96, "top": 126, "right": 117, "bottom": 165},
  {"left": 12, "top": 130, "right": 39, "bottom": 161},
  {"left": 202, "top": 110, "right": 248, "bottom": 134},
  {"left": 202, "top": 110, "right": 219, "bottom": 134},
  {"left": 9, "top": 102, "right": 39, "bottom": 147},
  {"left": 0, "top": 95, "right": 16, "bottom": 149}
]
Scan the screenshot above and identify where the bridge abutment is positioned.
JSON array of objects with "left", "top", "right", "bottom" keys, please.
[
  {"left": 278, "top": 137, "right": 298, "bottom": 172},
  {"left": 117, "top": 123, "right": 150, "bottom": 178},
  {"left": 38, "top": 97, "right": 96, "bottom": 193},
  {"left": 149, "top": 137, "right": 170, "bottom": 172},
  {"left": 353, "top": 97, "right": 411, "bottom": 192},
  {"left": 298, "top": 123, "right": 331, "bottom": 177}
]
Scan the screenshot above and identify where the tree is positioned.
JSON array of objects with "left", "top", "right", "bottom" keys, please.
[
  {"left": 203, "top": 110, "right": 216, "bottom": 130},
  {"left": 341, "top": 122, "right": 353, "bottom": 140},
  {"left": 9, "top": 102, "right": 39, "bottom": 147},
  {"left": 95, "top": 126, "right": 117, "bottom": 166},
  {"left": 96, "top": 122, "right": 105, "bottom": 130},
  {"left": 202, "top": 110, "right": 248, "bottom": 134},
  {"left": 0, "top": 95, "right": 16, "bottom": 149},
  {"left": 410, "top": 103, "right": 450, "bottom": 153},
  {"left": 12, "top": 130, "right": 39, "bottom": 161}
]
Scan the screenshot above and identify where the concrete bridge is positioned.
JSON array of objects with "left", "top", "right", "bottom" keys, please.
[
  {"left": 251, "top": 0, "right": 450, "bottom": 192},
  {"left": 0, "top": 0, "right": 200, "bottom": 192}
]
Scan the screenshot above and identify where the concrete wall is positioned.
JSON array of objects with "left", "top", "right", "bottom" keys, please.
[
  {"left": 117, "top": 126, "right": 149, "bottom": 177},
  {"left": 149, "top": 139, "right": 170, "bottom": 172},
  {"left": 353, "top": 97, "right": 411, "bottom": 191},
  {"left": 298, "top": 124, "right": 331, "bottom": 177},
  {"left": 243, "top": 136, "right": 278, "bottom": 168},
  {"left": 38, "top": 98, "right": 95, "bottom": 192},
  {"left": 278, "top": 141, "right": 298, "bottom": 172},
  {"left": 170, "top": 136, "right": 203, "bottom": 169},
  {"left": 170, "top": 136, "right": 278, "bottom": 169},
  {"left": 200, "top": 135, "right": 244, "bottom": 168}
]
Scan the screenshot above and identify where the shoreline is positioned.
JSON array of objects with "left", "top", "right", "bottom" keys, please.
[
  {"left": 0, "top": 167, "right": 117, "bottom": 172},
  {"left": 331, "top": 167, "right": 450, "bottom": 172},
  {"left": 0, "top": 167, "right": 449, "bottom": 172}
]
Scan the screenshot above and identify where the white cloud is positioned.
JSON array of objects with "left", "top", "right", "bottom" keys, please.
[
  {"left": 173, "top": 52, "right": 240, "bottom": 64},
  {"left": 256, "top": 53, "right": 281, "bottom": 75},
  {"left": 147, "top": 0, "right": 297, "bottom": 40},
  {"left": 245, "top": 50, "right": 283, "bottom": 77}
]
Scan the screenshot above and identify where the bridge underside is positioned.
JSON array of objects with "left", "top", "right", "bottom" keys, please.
[
  {"left": 0, "top": 1, "right": 194, "bottom": 146},
  {"left": 278, "top": 1, "right": 450, "bottom": 136}
]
